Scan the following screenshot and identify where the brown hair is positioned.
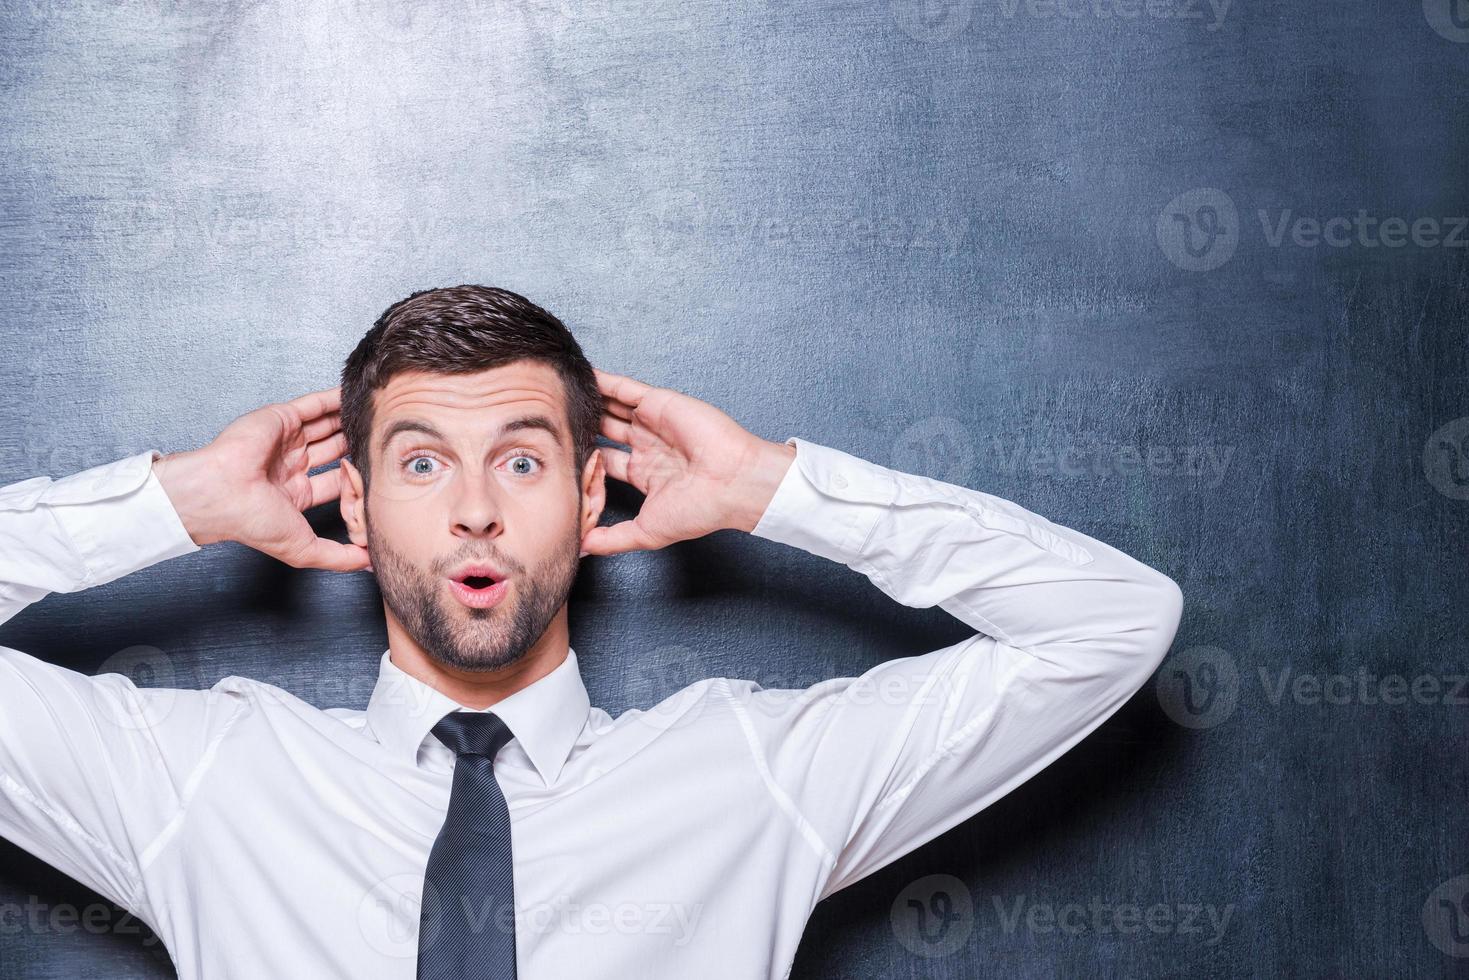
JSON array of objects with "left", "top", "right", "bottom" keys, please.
[{"left": 339, "top": 284, "right": 600, "bottom": 491}]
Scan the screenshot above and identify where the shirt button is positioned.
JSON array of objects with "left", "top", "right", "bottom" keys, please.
[{"left": 832, "top": 474, "right": 848, "bottom": 489}]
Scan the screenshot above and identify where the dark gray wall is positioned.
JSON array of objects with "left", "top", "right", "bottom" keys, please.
[{"left": 2, "top": 1, "right": 1465, "bottom": 977}]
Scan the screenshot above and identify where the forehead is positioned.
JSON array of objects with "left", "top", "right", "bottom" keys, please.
[{"left": 371, "top": 363, "right": 569, "bottom": 446}]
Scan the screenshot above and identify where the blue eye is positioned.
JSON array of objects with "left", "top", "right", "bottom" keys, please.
[
  {"left": 508, "top": 453, "right": 542, "bottom": 476},
  {"left": 404, "top": 455, "right": 440, "bottom": 477}
]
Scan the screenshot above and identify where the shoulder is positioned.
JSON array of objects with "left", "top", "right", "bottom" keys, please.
[{"left": 597, "top": 675, "right": 727, "bottom": 735}]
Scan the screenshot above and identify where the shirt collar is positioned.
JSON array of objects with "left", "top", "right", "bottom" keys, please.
[{"left": 364, "top": 646, "right": 591, "bottom": 787}]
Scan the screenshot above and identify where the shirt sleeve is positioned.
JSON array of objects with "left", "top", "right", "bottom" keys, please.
[
  {"left": 0, "top": 452, "right": 245, "bottom": 915},
  {"left": 727, "top": 436, "right": 1184, "bottom": 903}
]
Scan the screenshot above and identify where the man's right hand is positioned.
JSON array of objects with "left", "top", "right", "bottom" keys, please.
[{"left": 151, "top": 385, "right": 371, "bottom": 573}]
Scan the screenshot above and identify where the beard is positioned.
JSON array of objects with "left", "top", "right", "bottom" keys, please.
[{"left": 365, "top": 502, "right": 582, "bottom": 673}]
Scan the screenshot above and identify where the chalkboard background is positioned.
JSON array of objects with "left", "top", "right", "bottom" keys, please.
[{"left": 1, "top": 2, "right": 1465, "bottom": 977}]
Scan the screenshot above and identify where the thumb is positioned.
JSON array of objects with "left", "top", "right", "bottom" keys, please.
[
  {"left": 581, "top": 521, "right": 661, "bottom": 557},
  {"left": 289, "top": 537, "right": 373, "bottom": 573}
]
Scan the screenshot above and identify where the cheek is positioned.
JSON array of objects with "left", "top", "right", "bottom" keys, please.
[
  {"left": 519, "top": 489, "right": 581, "bottom": 549},
  {"left": 369, "top": 499, "right": 444, "bottom": 559}
]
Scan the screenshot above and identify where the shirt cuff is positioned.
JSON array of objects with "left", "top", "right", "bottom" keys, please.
[
  {"left": 41, "top": 450, "right": 202, "bottom": 589},
  {"left": 749, "top": 437, "right": 899, "bottom": 567}
]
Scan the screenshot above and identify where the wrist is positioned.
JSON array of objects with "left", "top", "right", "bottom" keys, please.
[
  {"left": 725, "top": 438, "right": 797, "bottom": 534},
  {"left": 152, "top": 449, "right": 228, "bottom": 547}
]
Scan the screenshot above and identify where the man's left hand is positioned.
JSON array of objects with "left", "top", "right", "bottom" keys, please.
[{"left": 582, "top": 368, "right": 796, "bottom": 557}]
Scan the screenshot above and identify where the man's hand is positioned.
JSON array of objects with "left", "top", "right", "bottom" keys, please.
[
  {"left": 584, "top": 368, "right": 797, "bottom": 557},
  {"left": 151, "top": 386, "right": 371, "bottom": 572}
]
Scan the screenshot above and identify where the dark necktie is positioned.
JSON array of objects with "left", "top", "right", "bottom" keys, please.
[{"left": 418, "top": 710, "right": 519, "bottom": 979}]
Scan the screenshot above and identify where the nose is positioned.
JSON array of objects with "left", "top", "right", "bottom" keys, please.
[{"left": 448, "top": 468, "right": 504, "bottom": 540}]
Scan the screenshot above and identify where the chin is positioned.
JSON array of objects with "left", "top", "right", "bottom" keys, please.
[{"left": 429, "top": 642, "right": 526, "bottom": 674}]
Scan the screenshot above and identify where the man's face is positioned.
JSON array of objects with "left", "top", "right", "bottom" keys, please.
[{"left": 343, "top": 362, "right": 599, "bottom": 673}]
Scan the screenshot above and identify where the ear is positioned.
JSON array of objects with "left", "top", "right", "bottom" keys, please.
[
  {"left": 339, "top": 456, "right": 368, "bottom": 548},
  {"left": 579, "top": 447, "right": 607, "bottom": 552}
]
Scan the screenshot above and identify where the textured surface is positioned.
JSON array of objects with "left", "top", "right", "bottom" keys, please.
[{"left": 0, "top": 1, "right": 1466, "bottom": 977}]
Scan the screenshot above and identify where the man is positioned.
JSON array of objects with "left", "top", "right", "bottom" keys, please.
[{"left": 0, "top": 284, "right": 1183, "bottom": 979}]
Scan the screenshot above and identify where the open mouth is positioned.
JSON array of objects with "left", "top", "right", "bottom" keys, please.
[{"left": 447, "top": 566, "right": 510, "bottom": 609}]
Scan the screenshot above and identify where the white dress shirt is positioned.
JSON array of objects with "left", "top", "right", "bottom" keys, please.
[{"left": 0, "top": 436, "right": 1182, "bottom": 979}]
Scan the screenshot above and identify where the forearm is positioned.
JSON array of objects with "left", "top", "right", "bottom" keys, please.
[
  {"left": 151, "top": 448, "right": 228, "bottom": 547},
  {"left": 750, "top": 437, "right": 1183, "bottom": 669},
  {"left": 887, "top": 475, "right": 1180, "bottom": 657},
  {"left": 0, "top": 451, "right": 201, "bottom": 628},
  {"left": 723, "top": 438, "right": 799, "bottom": 535}
]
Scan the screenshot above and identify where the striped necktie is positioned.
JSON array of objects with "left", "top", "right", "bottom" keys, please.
[{"left": 418, "top": 710, "right": 519, "bottom": 979}]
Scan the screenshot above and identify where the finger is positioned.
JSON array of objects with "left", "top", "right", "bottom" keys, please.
[
  {"left": 292, "top": 537, "right": 372, "bottom": 573},
  {"left": 306, "top": 431, "right": 348, "bottom": 470},
  {"left": 582, "top": 520, "right": 661, "bottom": 557},
  {"left": 601, "top": 394, "right": 633, "bottom": 422},
  {"left": 594, "top": 368, "right": 655, "bottom": 409},
  {"left": 286, "top": 385, "right": 342, "bottom": 421},
  {"left": 308, "top": 466, "right": 347, "bottom": 508},
  {"left": 597, "top": 445, "right": 631, "bottom": 483},
  {"left": 301, "top": 410, "right": 341, "bottom": 444},
  {"left": 599, "top": 412, "right": 632, "bottom": 446}
]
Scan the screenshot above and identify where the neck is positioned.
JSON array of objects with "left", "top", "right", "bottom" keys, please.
[{"left": 385, "top": 609, "right": 570, "bottom": 710}]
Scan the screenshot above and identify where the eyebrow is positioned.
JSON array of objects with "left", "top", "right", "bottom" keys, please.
[{"left": 377, "top": 414, "right": 565, "bottom": 458}]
